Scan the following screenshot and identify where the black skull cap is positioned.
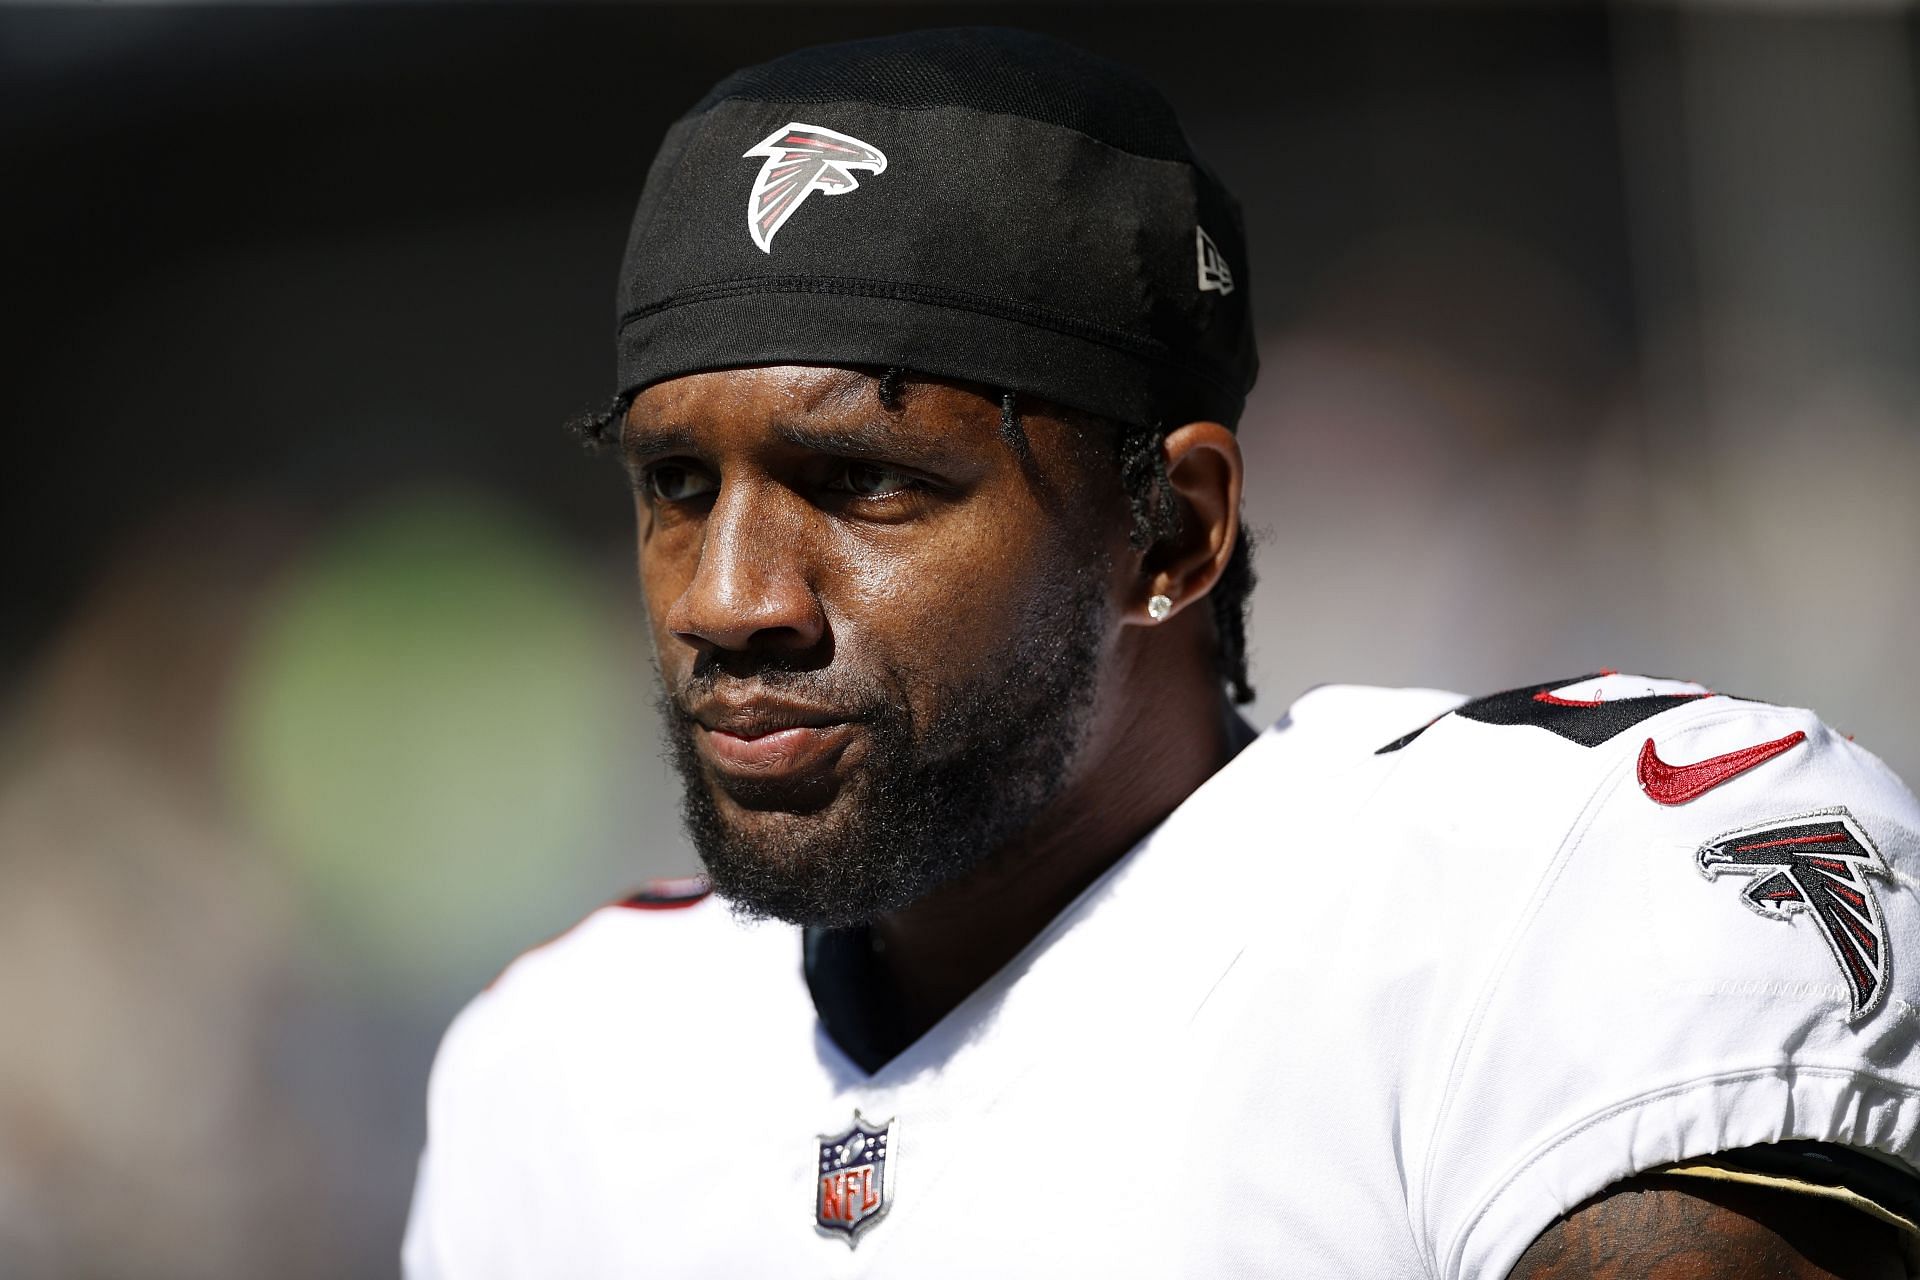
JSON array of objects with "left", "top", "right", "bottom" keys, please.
[{"left": 615, "top": 27, "right": 1257, "bottom": 430}]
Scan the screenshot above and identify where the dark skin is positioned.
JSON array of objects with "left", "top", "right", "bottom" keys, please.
[
  {"left": 623, "top": 364, "right": 1241, "bottom": 1028},
  {"left": 621, "top": 364, "right": 1904, "bottom": 1274},
  {"left": 1509, "top": 1176, "right": 1904, "bottom": 1279}
]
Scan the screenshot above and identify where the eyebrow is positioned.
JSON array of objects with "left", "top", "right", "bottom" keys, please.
[
  {"left": 770, "top": 418, "right": 954, "bottom": 468},
  {"left": 621, "top": 415, "right": 958, "bottom": 469},
  {"left": 619, "top": 421, "right": 699, "bottom": 462}
]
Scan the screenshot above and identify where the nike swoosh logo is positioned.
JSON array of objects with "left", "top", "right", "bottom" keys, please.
[{"left": 1637, "top": 729, "right": 1808, "bottom": 805}]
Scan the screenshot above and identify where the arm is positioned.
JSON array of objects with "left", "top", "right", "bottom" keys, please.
[{"left": 1509, "top": 1174, "right": 1906, "bottom": 1280}]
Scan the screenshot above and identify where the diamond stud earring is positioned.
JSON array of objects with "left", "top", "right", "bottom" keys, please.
[{"left": 1147, "top": 593, "right": 1173, "bottom": 621}]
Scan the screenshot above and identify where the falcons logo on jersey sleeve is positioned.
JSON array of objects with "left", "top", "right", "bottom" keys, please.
[
  {"left": 1698, "top": 808, "right": 1893, "bottom": 1020},
  {"left": 742, "top": 123, "right": 888, "bottom": 253}
]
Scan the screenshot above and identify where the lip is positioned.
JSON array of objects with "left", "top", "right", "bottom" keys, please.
[
  {"left": 687, "top": 698, "right": 860, "bottom": 783},
  {"left": 691, "top": 698, "right": 847, "bottom": 738},
  {"left": 701, "top": 722, "right": 855, "bottom": 777}
]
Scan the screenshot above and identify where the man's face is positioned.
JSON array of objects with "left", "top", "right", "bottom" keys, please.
[{"left": 622, "top": 366, "right": 1133, "bottom": 927}]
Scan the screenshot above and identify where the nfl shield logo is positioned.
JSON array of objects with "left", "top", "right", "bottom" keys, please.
[{"left": 815, "top": 1111, "right": 893, "bottom": 1247}]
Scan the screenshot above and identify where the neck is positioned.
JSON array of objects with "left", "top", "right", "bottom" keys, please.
[{"left": 865, "top": 645, "right": 1254, "bottom": 1055}]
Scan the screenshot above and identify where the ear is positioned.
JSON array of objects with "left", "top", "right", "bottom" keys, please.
[{"left": 1122, "top": 420, "right": 1242, "bottom": 627}]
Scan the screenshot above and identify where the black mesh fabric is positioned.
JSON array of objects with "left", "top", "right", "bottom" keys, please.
[
  {"left": 688, "top": 27, "right": 1197, "bottom": 164},
  {"left": 616, "top": 27, "right": 1258, "bottom": 431}
]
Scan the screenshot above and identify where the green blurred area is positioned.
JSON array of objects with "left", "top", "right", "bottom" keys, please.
[{"left": 227, "top": 491, "right": 641, "bottom": 993}]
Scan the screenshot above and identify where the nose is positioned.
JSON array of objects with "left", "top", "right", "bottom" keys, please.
[{"left": 664, "top": 479, "right": 826, "bottom": 658}]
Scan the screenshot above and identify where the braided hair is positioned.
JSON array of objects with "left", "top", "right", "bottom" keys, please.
[
  {"left": 1106, "top": 404, "right": 1257, "bottom": 706},
  {"left": 571, "top": 371, "right": 1256, "bottom": 705}
]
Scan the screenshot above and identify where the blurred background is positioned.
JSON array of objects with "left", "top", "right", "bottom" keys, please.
[{"left": 1, "top": 2, "right": 1915, "bottom": 1274}]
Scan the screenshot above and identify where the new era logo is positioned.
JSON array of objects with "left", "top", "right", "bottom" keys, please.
[{"left": 1196, "top": 226, "right": 1234, "bottom": 295}]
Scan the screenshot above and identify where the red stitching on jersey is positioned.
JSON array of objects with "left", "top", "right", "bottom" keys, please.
[
  {"left": 1732, "top": 830, "right": 1840, "bottom": 853},
  {"left": 1532, "top": 690, "right": 1606, "bottom": 707},
  {"left": 1639, "top": 729, "right": 1807, "bottom": 805},
  {"left": 1533, "top": 685, "right": 1710, "bottom": 709},
  {"left": 1843, "top": 913, "right": 1879, "bottom": 951},
  {"left": 614, "top": 875, "right": 713, "bottom": 911},
  {"left": 482, "top": 880, "right": 709, "bottom": 989},
  {"left": 616, "top": 896, "right": 709, "bottom": 911}
]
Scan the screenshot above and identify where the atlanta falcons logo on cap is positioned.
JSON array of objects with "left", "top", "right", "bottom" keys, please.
[
  {"left": 743, "top": 122, "right": 888, "bottom": 253},
  {"left": 1698, "top": 807, "right": 1893, "bottom": 1021}
]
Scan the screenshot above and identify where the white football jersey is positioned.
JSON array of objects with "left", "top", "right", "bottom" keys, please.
[{"left": 405, "top": 676, "right": 1920, "bottom": 1278}]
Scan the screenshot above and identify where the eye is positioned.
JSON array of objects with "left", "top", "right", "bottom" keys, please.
[
  {"left": 644, "top": 463, "right": 716, "bottom": 503},
  {"left": 834, "top": 461, "right": 916, "bottom": 498}
]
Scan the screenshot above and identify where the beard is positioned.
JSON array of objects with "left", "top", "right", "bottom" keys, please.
[{"left": 658, "top": 560, "right": 1111, "bottom": 928}]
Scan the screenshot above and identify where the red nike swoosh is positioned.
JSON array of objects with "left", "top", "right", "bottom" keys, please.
[{"left": 1637, "top": 729, "right": 1808, "bottom": 805}]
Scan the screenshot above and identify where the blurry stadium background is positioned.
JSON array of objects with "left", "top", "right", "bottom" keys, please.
[{"left": 1, "top": 3, "right": 1915, "bottom": 1275}]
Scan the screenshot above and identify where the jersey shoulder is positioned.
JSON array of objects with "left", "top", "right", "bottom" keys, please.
[
  {"left": 1369, "top": 669, "right": 1915, "bottom": 830},
  {"left": 428, "top": 876, "right": 800, "bottom": 1111},
  {"left": 483, "top": 874, "right": 724, "bottom": 1006},
  {"left": 1370, "top": 675, "right": 1920, "bottom": 1280},
  {"left": 1352, "top": 668, "right": 1920, "bottom": 1029},
  {"left": 406, "top": 883, "right": 811, "bottom": 1278},
  {"left": 1377, "top": 670, "right": 1758, "bottom": 754}
]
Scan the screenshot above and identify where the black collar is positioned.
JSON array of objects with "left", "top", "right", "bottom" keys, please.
[{"left": 803, "top": 924, "right": 914, "bottom": 1075}]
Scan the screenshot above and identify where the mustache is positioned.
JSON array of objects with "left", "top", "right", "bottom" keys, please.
[{"left": 663, "top": 655, "right": 894, "bottom": 724}]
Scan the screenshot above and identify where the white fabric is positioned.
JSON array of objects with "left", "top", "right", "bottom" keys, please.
[{"left": 405, "top": 680, "right": 1920, "bottom": 1278}]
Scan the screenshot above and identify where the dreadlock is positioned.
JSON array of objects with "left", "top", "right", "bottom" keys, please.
[
  {"left": 568, "top": 370, "right": 1256, "bottom": 705},
  {"left": 567, "top": 390, "right": 633, "bottom": 451},
  {"left": 1110, "top": 415, "right": 1257, "bottom": 705},
  {"left": 876, "top": 365, "right": 906, "bottom": 409},
  {"left": 885, "top": 368, "right": 1255, "bottom": 706},
  {"left": 998, "top": 390, "right": 1032, "bottom": 462}
]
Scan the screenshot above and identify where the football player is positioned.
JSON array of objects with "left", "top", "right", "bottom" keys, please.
[{"left": 405, "top": 28, "right": 1920, "bottom": 1277}]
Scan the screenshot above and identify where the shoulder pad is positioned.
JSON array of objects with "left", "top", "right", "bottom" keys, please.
[
  {"left": 1378, "top": 671, "right": 1722, "bottom": 753},
  {"left": 482, "top": 875, "right": 713, "bottom": 990},
  {"left": 616, "top": 874, "right": 713, "bottom": 910}
]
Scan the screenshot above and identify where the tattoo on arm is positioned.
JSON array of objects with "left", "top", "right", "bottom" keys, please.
[{"left": 1508, "top": 1174, "right": 1905, "bottom": 1280}]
